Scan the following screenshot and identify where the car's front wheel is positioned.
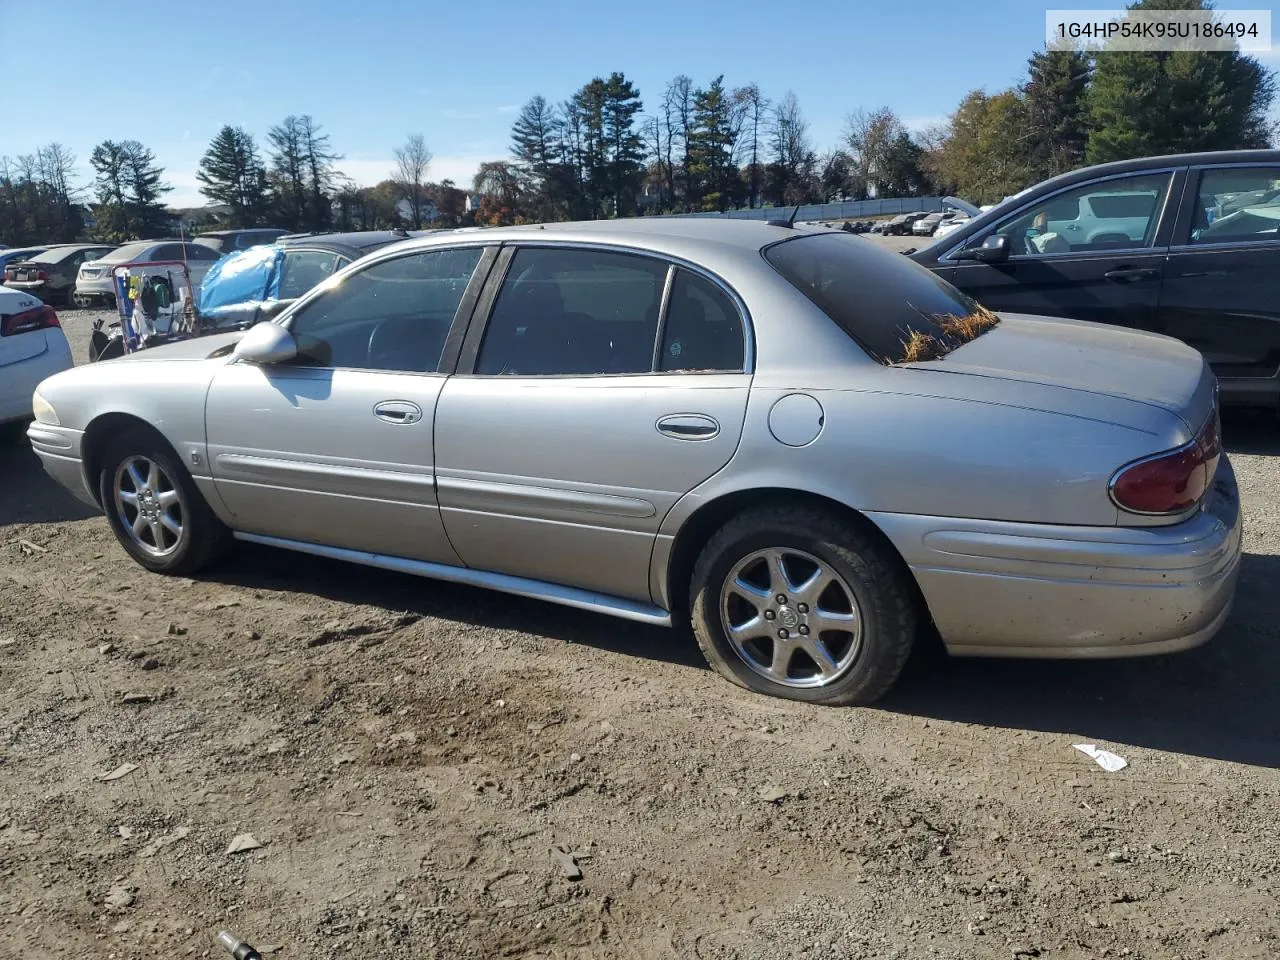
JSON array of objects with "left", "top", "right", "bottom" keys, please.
[
  {"left": 689, "top": 504, "right": 918, "bottom": 706},
  {"left": 98, "top": 427, "right": 232, "bottom": 575}
]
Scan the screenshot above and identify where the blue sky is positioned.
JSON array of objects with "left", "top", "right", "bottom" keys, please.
[{"left": 5, "top": 0, "right": 1278, "bottom": 207}]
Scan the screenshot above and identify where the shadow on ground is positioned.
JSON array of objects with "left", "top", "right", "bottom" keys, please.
[
  {"left": 881, "top": 552, "right": 1280, "bottom": 770},
  {"left": 209, "top": 541, "right": 706, "bottom": 671},
  {"left": 0, "top": 434, "right": 98, "bottom": 526},
  {"left": 3, "top": 408, "right": 1278, "bottom": 767}
]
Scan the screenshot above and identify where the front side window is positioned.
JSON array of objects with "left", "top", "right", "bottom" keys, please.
[
  {"left": 287, "top": 246, "right": 484, "bottom": 373},
  {"left": 993, "top": 172, "right": 1172, "bottom": 255},
  {"left": 278, "top": 250, "right": 341, "bottom": 300},
  {"left": 1190, "top": 166, "right": 1280, "bottom": 244},
  {"left": 475, "top": 247, "right": 668, "bottom": 376}
]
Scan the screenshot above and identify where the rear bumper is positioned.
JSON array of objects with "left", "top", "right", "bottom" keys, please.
[
  {"left": 75, "top": 276, "right": 117, "bottom": 298},
  {"left": 27, "top": 423, "right": 97, "bottom": 508},
  {"left": 869, "top": 454, "right": 1243, "bottom": 658},
  {"left": 0, "top": 333, "right": 74, "bottom": 424}
]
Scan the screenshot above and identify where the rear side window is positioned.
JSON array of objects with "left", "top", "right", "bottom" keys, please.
[
  {"left": 1191, "top": 166, "right": 1280, "bottom": 244},
  {"left": 474, "top": 247, "right": 668, "bottom": 376},
  {"left": 764, "top": 232, "right": 983, "bottom": 364},
  {"left": 659, "top": 270, "right": 744, "bottom": 372}
]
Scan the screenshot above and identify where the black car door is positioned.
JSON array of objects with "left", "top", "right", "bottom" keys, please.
[
  {"left": 940, "top": 169, "right": 1183, "bottom": 333},
  {"left": 1157, "top": 163, "right": 1280, "bottom": 398}
]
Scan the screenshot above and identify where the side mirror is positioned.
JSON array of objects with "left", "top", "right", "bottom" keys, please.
[
  {"left": 232, "top": 320, "right": 297, "bottom": 365},
  {"left": 956, "top": 234, "right": 1010, "bottom": 263}
]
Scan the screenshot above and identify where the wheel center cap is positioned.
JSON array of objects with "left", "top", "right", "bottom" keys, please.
[{"left": 778, "top": 606, "right": 800, "bottom": 630}]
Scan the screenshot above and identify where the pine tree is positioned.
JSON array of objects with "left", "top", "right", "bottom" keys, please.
[
  {"left": 266, "top": 117, "right": 307, "bottom": 230},
  {"left": 601, "top": 72, "right": 645, "bottom": 218},
  {"left": 90, "top": 139, "right": 170, "bottom": 241},
  {"left": 1023, "top": 49, "right": 1091, "bottom": 179},
  {"left": 196, "top": 126, "right": 269, "bottom": 227},
  {"left": 688, "top": 76, "right": 742, "bottom": 211},
  {"left": 1086, "top": 0, "right": 1276, "bottom": 163}
]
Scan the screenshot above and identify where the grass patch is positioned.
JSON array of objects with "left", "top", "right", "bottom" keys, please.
[{"left": 893, "top": 304, "right": 1000, "bottom": 365}]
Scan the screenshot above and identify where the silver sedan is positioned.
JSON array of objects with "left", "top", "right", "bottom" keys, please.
[{"left": 27, "top": 219, "right": 1242, "bottom": 705}]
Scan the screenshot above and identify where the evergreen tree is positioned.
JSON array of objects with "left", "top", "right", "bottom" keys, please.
[
  {"left": 89, "top": 139, "right": 171, "bottom": 241},
  {"left": 1087, "top": 0, "right": 1276, "bottom": 162},
  {"left": 1023, "top": 48, "right": 1091, "bottom": 179},
  {"left": 266, "top": 116, "right": 307, "bottom": 230},
  {"left": 196, "top": 125, "right": 269, "bottom": 227},
  {"left": 601, "top": 72, "right": 646, "bottom": 217},
  {"left": 688, "top": 76, "right": 743, "bottom": 211}
]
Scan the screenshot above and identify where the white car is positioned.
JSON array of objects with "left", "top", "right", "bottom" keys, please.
[
  {"left": 75, "top": 240, "right": 221, "bottom": 307},
  {"left": 0, "top": 287, "right": 73, "bottom": 434}
]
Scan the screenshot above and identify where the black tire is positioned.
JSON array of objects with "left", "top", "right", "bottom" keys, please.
[
  {"left": 98, "top": 426, "right": 232, "bottom": 575},
  {"left": 689, "top": 504, "right": 918, "bottom": 706}
]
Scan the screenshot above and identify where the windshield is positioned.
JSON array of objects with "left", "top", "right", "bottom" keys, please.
[{"left": 763, "top": 231, "right": 991, "bottom": 364}]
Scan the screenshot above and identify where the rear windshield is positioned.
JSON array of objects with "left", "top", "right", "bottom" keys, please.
[{"left": 763, "top": 232, "right": 984, "bottom": 364}]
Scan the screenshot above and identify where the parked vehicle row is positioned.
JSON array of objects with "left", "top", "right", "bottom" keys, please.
[
  {"left": 196, "top": 229, "right": 427, "bottom": 330},
  {"left": 27, "top": 216, "right": 1241, "bottom": 708},
  {"left": 1, "top": 228, "right": 291, "bottom": 309}
]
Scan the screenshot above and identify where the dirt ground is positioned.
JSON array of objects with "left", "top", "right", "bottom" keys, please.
[{"left": 2, "top": 283, "right": 1280, "bottom": 960}]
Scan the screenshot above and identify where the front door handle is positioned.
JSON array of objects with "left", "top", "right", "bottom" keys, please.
[
  {"left": 373, "top": 400, "right": 423, "bottom": 424},
  {"left": 1104, "top": 267, "right": 1160, "bottom": 283},
  {"left": 656, "top": 414, "right": 720, "bottom": 441}
]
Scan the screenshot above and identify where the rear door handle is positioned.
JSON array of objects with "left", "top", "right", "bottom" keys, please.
[
  {"left": 1104, "top": 267, "right": 1160, "bottom": 283},
  {"left": 656, "top": 414, "right": 720, "bottom": 441},
  {"left": 373, "top": 400, "right": 423, "bottom": 424}
]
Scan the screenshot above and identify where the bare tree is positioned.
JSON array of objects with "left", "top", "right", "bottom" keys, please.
[
  {"left": 732, "top": 84, "right": 767, "bottom": 207},
  {"left": 664, "top": 75, "right": 695, "bottom": 209},
  {"left": 393, "top": 133, "right": 433, "bottom": 227},
  {"left": 844, "top": 107, "right": 905, "bottom": 198},
  {"left": 769, "top": 91, "right": 815, "bottom": 205}
]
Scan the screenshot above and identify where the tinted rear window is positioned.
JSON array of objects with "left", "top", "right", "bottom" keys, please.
[{"left": 763, "top": 232, "right": 981, "bottom": 364}]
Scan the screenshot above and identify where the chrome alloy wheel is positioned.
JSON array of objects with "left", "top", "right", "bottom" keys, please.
[
  {"left": 719, "top": 547, "right": 863, "bottom": 688},
  {"left": 113, "top": 455, "right": 185, "bottom": 558}
]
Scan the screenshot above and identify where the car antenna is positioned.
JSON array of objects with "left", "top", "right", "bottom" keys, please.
[{"left": 765, "top": 204, "right": 802, "bottom": 229}]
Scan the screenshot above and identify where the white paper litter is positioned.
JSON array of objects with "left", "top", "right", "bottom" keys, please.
[{"left": 1073, "top": 744, "right": 1128, "bottom": 772}]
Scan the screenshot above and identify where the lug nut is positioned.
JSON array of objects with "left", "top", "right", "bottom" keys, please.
[
  {"left": 764, "top": 610, "right": 776, "bottom": 621},
  {"left": 798, "top": 625, "right": 810, "bottom": 636},
  {"left": 776, "top": 594, "right": 787, "bottom": 604},
  {"left": 797, "top": 603, "right": 808, "bottom": 613},
  {"left": 777, "top": 629, "right": 789, "bottom": 640}
]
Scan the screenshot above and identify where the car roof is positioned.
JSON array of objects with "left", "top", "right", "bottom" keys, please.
[
  {"left": 197, "top": 228, "right": 285, "bottom": 237},
  {"left": 365, "top": 217, "right": 838, "bottom": 273}
]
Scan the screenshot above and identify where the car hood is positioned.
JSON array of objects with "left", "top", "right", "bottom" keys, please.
[
  {"left": 111, "top": 330, "right": 245, "bottom": 362},
  {"left": 902, "top": 312, "right": 1215, "bottom": 436}
]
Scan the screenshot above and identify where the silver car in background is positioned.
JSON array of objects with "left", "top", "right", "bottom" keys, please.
[{"left": 27, "top": 219, "right": 1242, "bottom": 705}]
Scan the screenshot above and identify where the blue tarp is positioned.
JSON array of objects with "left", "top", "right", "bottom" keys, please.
[{"left": 197, "top": 243, "right": 285, "bottom": 321}]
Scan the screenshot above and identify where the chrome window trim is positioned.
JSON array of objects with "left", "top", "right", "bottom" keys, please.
[
  {"left": 937, "top": 166, "right": 1182, "bottom": 264},
  {"left": 1169, "top": 237, "right": 1280, "bottom": 254},
  {"left": 275, "top": 242, "right": 495, "bottom": 375},
  {"left": 462, "top": 238, "right": 757, "bottom": 379}
]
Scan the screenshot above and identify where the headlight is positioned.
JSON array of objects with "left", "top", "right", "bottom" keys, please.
[{"left": 32, "top": 391, "right": 59, "bottom": 426}]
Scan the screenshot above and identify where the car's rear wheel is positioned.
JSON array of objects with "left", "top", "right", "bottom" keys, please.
[
  {"left": 689, "top": 504, "right": 917, "bottom": 706},
  {"left": 71, "top": 292, "right": 92, "bottom": 310},
  {"left": 98, "top": 427, "right": 232, "bottom": 575}
]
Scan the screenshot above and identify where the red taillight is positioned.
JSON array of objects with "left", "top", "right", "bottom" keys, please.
[
  {"left": 0, "top": 304, "right": 61, "bottom": 337},
  {"left": 1110, "top": 410, "right": 1222, "bottom": 515},
  {"left": 36, "top": 270, "right": 48, "bottom": 281}
]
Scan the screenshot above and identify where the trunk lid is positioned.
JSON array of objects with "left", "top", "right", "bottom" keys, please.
[{"left": 915, "top": 312, "right": 1216, "bottom": 438}]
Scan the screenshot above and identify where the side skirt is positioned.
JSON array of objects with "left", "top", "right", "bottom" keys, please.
[{"left": 232, "top": 532, "right": 674, "bottom": 627}]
